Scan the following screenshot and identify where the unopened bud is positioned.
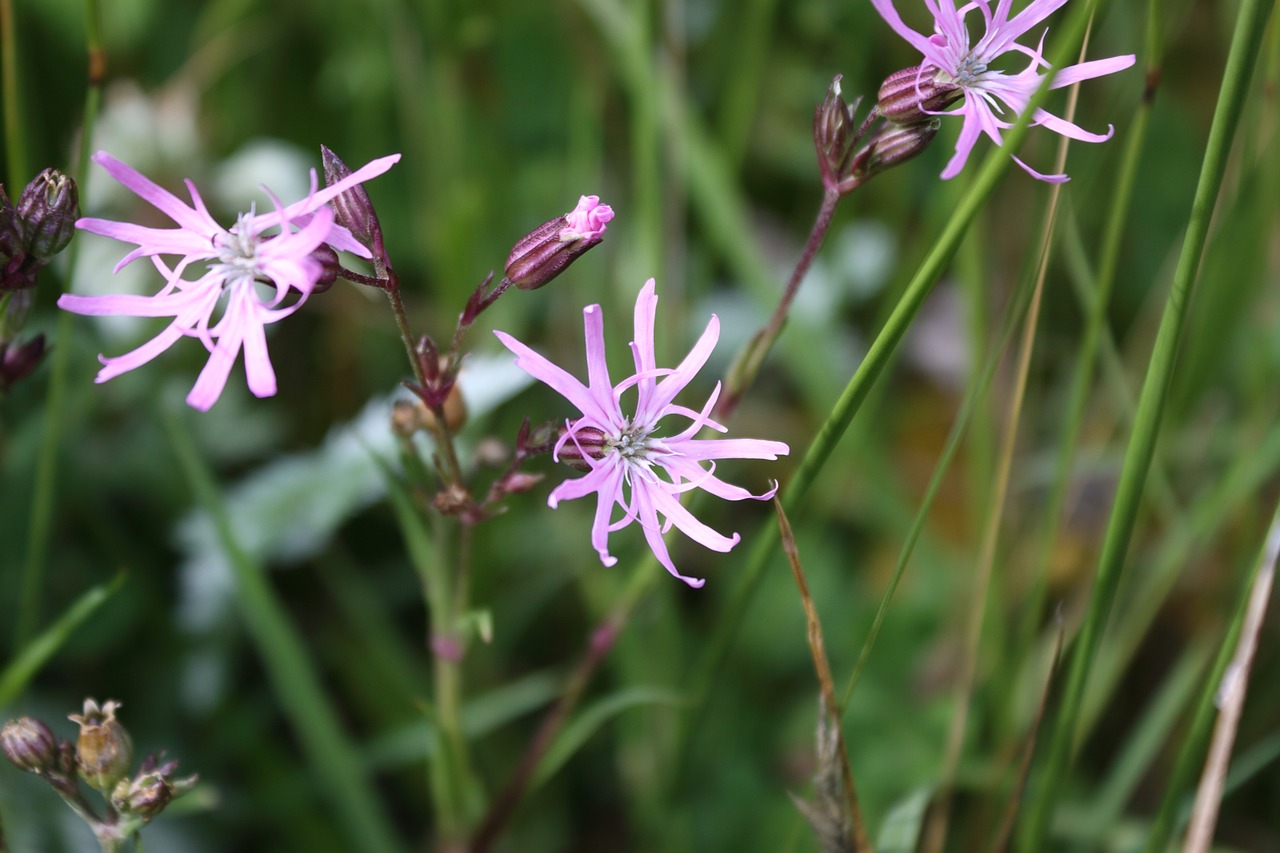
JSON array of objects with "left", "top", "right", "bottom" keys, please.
[
  {"left": 814, "top": 75, "right": 860, "bottom": 187},
  {"left": 2, "top": 716, "right": 58, "bottom": 773},
  {"left": 321, "top": 146, "right": 388, "bottom": 265},
  {"left": 1, "top": 187, "right": 32, "bottom": 291},
  {"left": 308, "top": 244, "right": 340, "bottom": 294},
  {"left": 15, "top": 169, "right": 79, "bottom": 262},
  {"left": 69, "top": 699, "right": 132, "bottom": 794},
  {"left": 554, "top": 424, "right": 609, "bottom": 471},
  {"left": 0, "top": 333, "right": 48, "bottom": 392},
  {"left": 504, "top": 196, "right": 614, "bottom": 291},
  {"left": 877, "top": 66, "right": 961, "bottom": 125},
  {"left": 862, "top": 119, "right": 941, "bottom": 175}
]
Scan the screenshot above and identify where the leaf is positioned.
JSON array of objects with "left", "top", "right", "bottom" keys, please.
[
  {"left": 876, "top": 788, "right": 931, "bottom": 853},
  {"left": 530, "top": 686, "right": 685, "bottom": 791},
  {"left": 0, "top": 575, "right": 124, "bottom": 707}
]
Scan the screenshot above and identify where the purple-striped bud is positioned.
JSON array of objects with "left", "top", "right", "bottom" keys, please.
[
  {"left": 555, "top": 424, "right": 609, "bottom": 471},
  {"left": 863, "top": 119, "right": 941, "bottom": 174},
  {"left": 814, "top": 75, "right": 860, "bottom": 188},
  {"left": 2, "top": 716, "right": 58, "bottom": 773},
  {"left": 321, "top": 145, "right": 389, "bottom": 266},
  {"left": 504, "top": 196, "right": 614, "bottom": 291},
  {"left": 15, "top": 169, "right": 79, "bottom": 262},
  {"left": 877, "top": 66, "right": 961, "bottom": 125}
]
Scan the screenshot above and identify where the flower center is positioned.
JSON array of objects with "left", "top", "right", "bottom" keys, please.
[
  {"left": 211, "top": 212, "right": 264, "bottom": 288},
  {"left": 947, "top": 53, "right": 989, "bottom": 88},
  {"left": 608, "top": 423, "right": 656, "bottom": 462}
]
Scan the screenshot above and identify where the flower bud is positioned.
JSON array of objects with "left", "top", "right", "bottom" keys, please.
[
  {"left": 308, "top": 243, "right": 340, "bottom": 294},
  {"left": 877, "top": 66, "right": 961, "bottom": 125},
  {"left": 112, "top": 753, "right": 198, "bottom": 821},
  {"left": 0, "top": 334, "right": 48, "bottom": 393},
  {"left": 15, "top": 169, "right": 79, "bottom": 262},
  {"left": 2, "top": 716, "right": 58, "bottom": 773},
  {"left": 814, "top": 75, "right": 860, "bottom": 187},
  {"left": 862, "top": 119, "right": 941, "bottom": 175},
  {"left": 321, "top": 145, "right": 388, "bottom": 265},
  {"left": 1, "top": 187, "right": 34, "bottom": 291},
  {"left": 554, "top": 424, "right": 609, "bottom": 471},
  {"left": 69, "top": 699, "right": 132, "bottom": 794},
  {"left": 504, "top": 196, "right": 614, "bottom": 291}
]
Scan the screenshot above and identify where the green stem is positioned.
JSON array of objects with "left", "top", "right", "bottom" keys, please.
[
  {"left": 1018, "top": 0, "right": 1274, "bottom": 845},
  {"left": 15, "top": 0, "right": 106, "bottom": 647}
]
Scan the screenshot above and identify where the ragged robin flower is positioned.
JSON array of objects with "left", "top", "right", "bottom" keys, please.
[
  {"left": 871, "top": 0, "right": 1135, "bottom": 182},
  {"left": 495, "top": 279, "right": 789, "bottom": 587},
  {"left": 59, "top": 150, "right": 399, "bottom": 410}
]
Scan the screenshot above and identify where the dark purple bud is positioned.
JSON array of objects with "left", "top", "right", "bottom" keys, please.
[
  {"left": 15, "top": 169, "right": 79, "bottom": 262},
  {"left": 2, "top": 716, "right": 58, "bottom": 773},
  {"left": 321, "top": 146, "right": 388, "bottom": 266},
  {"left": 814, "top": 76, "right": 860, "bottom": 187},
  {"left": 1, "top": 186, "right": 34, "bottom": 291},
  {"left": 877, "top": 66, "right": 961, "bottom": 125},
  {"left": 504, "top": 196, "right": 614, "bottom": 291},
  {"left": 0, "top": 334, "right": 48, "bottom": 392},
  {"left": 308, "top": 244, "right": 340, "bottom": 294},
  {"left": 416, "top": 335, "right": 441, "bottom": 383}
]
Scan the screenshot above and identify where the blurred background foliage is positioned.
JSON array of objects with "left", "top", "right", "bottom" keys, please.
[{"left": 2, "top": 0, "right": 1278, "bottom": 850}]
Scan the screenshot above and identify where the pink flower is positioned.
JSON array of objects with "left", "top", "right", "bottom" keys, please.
[
  {"left": 59, "top": 150, "right": 400, "bottom": 410},
  {"left": 872, "top": 0, "right": 1135, "bottom": 182},
  {"left": 559, "top": 195, "right": 613, "bottom": 242},
  {"left": 495, "top": 279, "right": 789, "bottom": 588}
]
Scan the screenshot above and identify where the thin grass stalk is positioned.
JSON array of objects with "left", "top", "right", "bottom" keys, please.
[
  {"left": 923, "top": 35, "right": 1085, "bottom": 846},
  {"left": 1140, "top": 499, "right": 1280, "bottom": 853},
  {"left": 685, "top": 0, "right": 1115, "bottom": 766},
  {"left": 164, "top": 408, "right": 407, "bottom": 853},
  {"left": 1019, "top": 0, "right": 1163, "bottom": 648},
  {"left": 776, "top": 499, "right": 871, "bottom": 852},
  {"left": 15, "top": 0, "right": 106, "bottom": 647},
  {"left": 840, "top": 212, "right": 1041, "bottom": 708},
  {"left": 1181, "top": 513, "right": 1277, "bottom": 853},
  {"left": 1018, "top": 0, "right": 1275, "bottom": 845},
  {"left": 0, "top": 0, "right": 26, "bottom": 181}
]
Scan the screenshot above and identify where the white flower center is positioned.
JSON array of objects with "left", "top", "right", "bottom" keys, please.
[
  {"left": 947, "top": 53, "right": 989, "bottom": 88},
  {"left": 211, "top": 212, "right": 265, "bottom": 288},
  {"left": 608, "top": 423, "right": 656, "bottom": 462}
]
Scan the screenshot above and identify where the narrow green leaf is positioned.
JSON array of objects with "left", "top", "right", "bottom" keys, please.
[
  {"left": 0, "top": 574, "right": 123, "bottom": 707},
  {"left": 531, "top": 686, "right": 685, "bottom": 791}
]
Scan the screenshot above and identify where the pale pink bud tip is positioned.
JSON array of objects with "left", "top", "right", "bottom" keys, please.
[{"left": 559, "top": 196, "right": 614, "bottom": 242}]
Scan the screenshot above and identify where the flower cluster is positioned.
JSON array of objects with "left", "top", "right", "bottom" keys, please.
[
  {"left": 60, "top": 150, "right": 399, "bottom": 410},
  {"left": 496, "top": 279, "right": 790, "bottom": 587},
  {"left": 3, "top": 699, "right": 197, "bottom": 846},
  {"left": 871, "top": 0, "right": 1135, "bottom": 181}
]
